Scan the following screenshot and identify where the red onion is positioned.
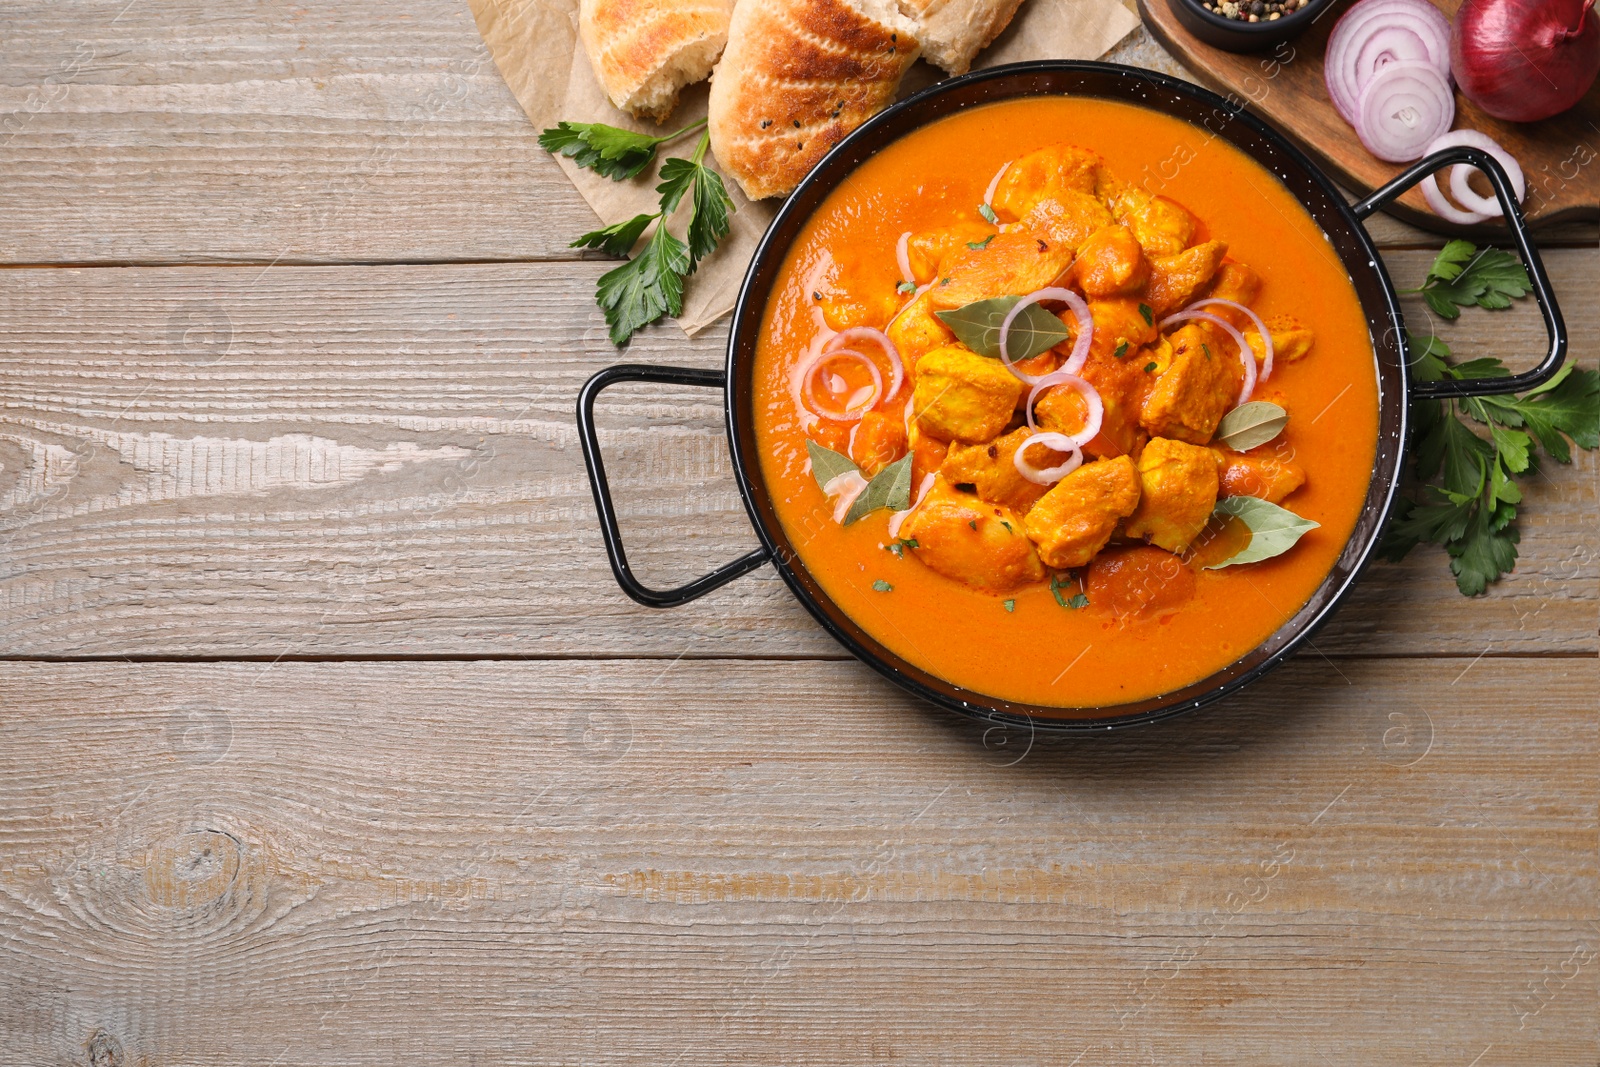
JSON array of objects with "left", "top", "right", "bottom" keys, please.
[
  {"left": 1417, "top": 130, "right": 1526, "bottom": 223},
  {"left": 1183, "top": 297, "right": 1274, "bottom": 381},
  {"left": 1453, "top": 0, "right": 1600, "bottom": 123},
  {"left": 1025, "top": 372, "right": 1103, "bottom": 452},
  {"left": 983, "top": 162, "right": 1011, "bottom": 213},
  {"left": 1325, "top": 0, "right": 1452, "bottom": 123},
  {"left": 801, "top": 348, "right": 882, "bottom": 422},
  {"left": 826, "top": 326, "right": 904, "bottom": 400},
  {"left": 824, "top": 470, "right": 869, "bottom": 523},
  {"left": 896, "top": 231, "right": 914, "bottom": 285},
  {"left": 1013, "top": 433, "right": 1084, "bottom": 485},
  {"left": 997, "top": 287, "right": 1092, "bottom": 385},
  {"left": 1159, "top": 310, "right": 1257, "bottom": 408},
  {"left": 1355, "top": 61, "right": 1456, "bottom": 163}
]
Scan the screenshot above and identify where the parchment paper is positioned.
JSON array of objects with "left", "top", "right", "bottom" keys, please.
[{"left": 468, "top": 0, "right": 1140, "bottom": 336}]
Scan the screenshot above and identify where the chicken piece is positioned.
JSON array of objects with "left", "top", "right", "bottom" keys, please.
[
  {"left": 849, "top": 409, "right": 906, "bottom": 477},
  {"left": 906, "top": 221, "right": 996, "bottom": 283},
  {"left": 1023, "top": 455, "right": 1141, "bottom": 569},
  {"left": 908, "top": 420, "right": 948, "bottom": 487},
  {"left": 900, "top": 478, "right": 1046, "bottom": 593},
  {"left": 1087, "top": 545, "right": 1197, "bottom": 619},
  {"left": 926, "top": 231, "right": 1078, "bottom": 312},
  {"left": 1015, "top": 192, "right": 1114, "bottom": 253},
  {"left": 887, "top": 292, "right": 955, "bottom": 367},
  {"left": 941, "top": 426, "right": 1051, "bottom": 512},
  {"left": 1245, "top": 315, "right": 1315, "bottom": 367},
  {"left": 1085, "top": 296, "right": 1159, "bottom": 361},
  {"left": 819, "top": 288, "right": 899, "bottom": 333},
  {"left": 1202, "top": 262, "right": 1261, "bottom": 329},
  {"left": 992, "top": 144, "right": 1104, "bottom": 221},
  {"left": 1143, "top": 240, "right": 1228, "bottom": 317},
  {"left": 1112, "top": 188, "right": 1198, "bottom": 257},
  {"left": 1139, "top": 324, "right": 1241, "bottom": 445},
  {"left": 1068, "top": 224, "right": 1148, "bottom": 297},
  {"left": 913, "top": 344, "right": 1024, "bottom": 443},
  {"left": 1124, "top": 437, "right": 1219, "bottom": 554},
  {"left": 1216, "top": 449, "right": 1306, "bottom": 504}
]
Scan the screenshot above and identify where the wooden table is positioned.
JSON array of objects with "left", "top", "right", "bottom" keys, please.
[{"left": 0, "top": 4, "right": 1595, "bottom": 1064}]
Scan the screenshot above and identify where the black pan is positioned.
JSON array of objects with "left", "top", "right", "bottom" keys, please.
[{"left": 577, "top": 61, "right": 1566, "bottom": 731}]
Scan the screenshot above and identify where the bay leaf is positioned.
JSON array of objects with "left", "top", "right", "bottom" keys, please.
[
  {"left": 935, "top": 296, "right": 1069, "bottom": 362},
  {"left": 807, "top": 439, "right": 859, "bottom": 492},
  {"left": 1215, "top": 401, "right": 1288, "bottom": 451},
  {"left": 843, "top": 453, "right": 914, "bottom": 525},
  {"left": 1205, "top": 496, "right": 1319, "bottom": 569}
]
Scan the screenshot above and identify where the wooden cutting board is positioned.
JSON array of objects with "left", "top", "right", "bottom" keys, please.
[{"left": 1138, "top": 0, "right": 1600, "bottom": 234}]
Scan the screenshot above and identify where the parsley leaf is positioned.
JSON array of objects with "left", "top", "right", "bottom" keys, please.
[
  {"left": 1385, "top": 322, "right": 1600, "bottom": 595},
  {"left": 538, "top": 118, "right": 706, "bottom": 182},
  {"left": 594, "top": 224, "right": 690, "bottom": 345},
  {"left": 978, "top": 203, "right": 999, "bottom": 225},
  {"left": 1406, "top": 240, "right": 1532, "bottom": 320},
  {"left": 872, "top": 579, "right": 893, "bottom": 592},
  {"left": 967, "top": 234, "right": 995, "bottom": 251},
  {"left": 1138, "top": 303, "right": 1154, "bottom": 325},
  {"left": 570, "top": 212, "right": 657, "bottom": 257}
]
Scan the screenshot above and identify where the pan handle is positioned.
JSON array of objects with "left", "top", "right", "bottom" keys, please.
[
  {"left": 1351, "top": 146, "right": 1567, "bottom": 401},
  {"left": 577, "top": 364, "right": 770, "bottom": 608}
]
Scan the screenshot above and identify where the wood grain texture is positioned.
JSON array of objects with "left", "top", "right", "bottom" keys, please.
[
  {"left": 1138, "top": 0, "right": 1600, "bottom": 235},
  {"left": 0, "top": 658, "right": 1593, "bottom": 1065},
  {"left": 0, "top": 254, "right": 1593, "bottom": 659}
]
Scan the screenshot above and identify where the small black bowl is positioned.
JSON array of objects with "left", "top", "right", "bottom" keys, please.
[{"left": 1166, "top": 0, "right": 1338, "bottom": 52}]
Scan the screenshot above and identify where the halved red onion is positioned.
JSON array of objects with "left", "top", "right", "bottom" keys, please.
[
  {"left": 1184, "top": 297, "right": 1274, "bottom": 381},
  {"left": 997, "top": 287, "right": 1093, "bottom": 385},
  {"left": 1025, "top": 372, "right": 1103, "bottom": 451},
  {"left": 1158, "top": 310, "right": 1257, "bottom": 408},
  {"left": 823, "top": 469, "right": 869, "bottom": 523},
  {"left": 826, "top": 326, "right": 904, "bottom": 401},
  {"left": 1012, "top": 432, "right": 1084, "bottom": 486},
  {"left": 1325, "top": 0, "right": 1452, "bottom": 123},
  {"left": 800, "top": 348, "right": 883, "bottom": 423},
  {"left": 896, "top": 231, "right": 914, "bottom": 285},
  {"left": 887, "top": 472, "right": 937, "bottom": 539},
  {"left": 1355, "top": 60, "right": 1455, "bottom": 163},
  {"left": 983, "top": 161, "right": 1012, "bottom": 213},
  {"left": 1434, "top": 130, "right": 1527, "bottom": 217}
]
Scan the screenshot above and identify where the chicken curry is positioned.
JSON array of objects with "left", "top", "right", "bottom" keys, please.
[{"left": 752, "top": 96, "right": 1379, "bottom": 711}]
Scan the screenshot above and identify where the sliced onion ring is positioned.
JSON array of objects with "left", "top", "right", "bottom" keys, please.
[
  {"left": 1420, "top": 172, "right": 1495, "bottom": 225},
  {"left": 1025, "top": 372, "right": 1103, "bottom": 452},
  {"left": 1183, "top": 297, "right": 1274, "bottom": 382},
  {"left": 997, "top": 287, "right": 1092, "bottom": 385},
  {"left": 1324, "top": 0, "right": 1451, "bottom": 123},
  {"left": 1430, "top": 131, "right": 1527, "bottom": 218},
  {"left": 1159, "top": 310, "right": 1257, "bottom": 408},
  {"left": 896, "top": 231, "right": 914, "bottom": 285},
  {"left": 983, "top": 161, "right": 1012, "bottom": 213},
  {"left": 1012, "top": 432, "right": 1084, "bottom": 486},
  {"left": 800, "top": 348, "right": 883, "bottom": 423},
  {"left": 826, "top": 326, "right": 904, "bottom": 401},
  {"left": 1354, "top": 60, "right": 1455, "bottom": 164}
]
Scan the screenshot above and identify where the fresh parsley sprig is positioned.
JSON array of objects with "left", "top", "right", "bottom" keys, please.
[
  {"left": 1400, "top": 238, "right": 1533, "bottom": 321},
  {"left": 538, "top": 117, "right": 706, "bottom": 182},
  {"left": 1383, "top": 328, "right": 1599, "bottom": 596},
  {"left": 543, "top": 120, "right": 735, "bottom": 345}
]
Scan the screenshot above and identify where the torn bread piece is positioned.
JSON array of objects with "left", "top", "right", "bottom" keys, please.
[
  {"left": 901, "top": 0, "right": 1028, "bottom": 75},
  {"left": 580, "top": 0, "right": 734, "bottom": 122},
  {"left": 708, "top": 0, "right": 920, "bottom": 200}
]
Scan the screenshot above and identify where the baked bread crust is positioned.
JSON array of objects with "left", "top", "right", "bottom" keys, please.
[
  {"left": 901, "top": 0, "right": 1027, "bottom": 74},
  {"left": 708, "top": 0, "right": 920, "bottom": 200},
  {"left": 580, "top": 0, "right": 733, "bottom": 122}
]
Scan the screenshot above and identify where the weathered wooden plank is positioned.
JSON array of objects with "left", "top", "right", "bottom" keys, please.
[
  {"left": 1, "top": 6, "right": 1590, "bottom": 270},
  {"left": 0, "top": 657, "right": 1592, "bottom": 1064},
  {"left": 0, "top": 253, "right": 1592, "bottom": 658}
]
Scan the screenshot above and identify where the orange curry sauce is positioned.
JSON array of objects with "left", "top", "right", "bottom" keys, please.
[{"left": 752, "top": 97, "right": 1379, "bottom": 712}]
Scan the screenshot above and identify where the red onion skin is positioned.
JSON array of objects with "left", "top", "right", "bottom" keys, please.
[{"left": 1451, "top": 0, "right": 1600, "bottom": 123}]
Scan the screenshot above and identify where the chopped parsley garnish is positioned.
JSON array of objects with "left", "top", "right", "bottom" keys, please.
[
  {"left": 978, "top": 203, "right": 999, "bottom": 225},
  {"left": 1202, "top": 343, "right": 1213, "bottom": 360},
  {"left": 1114, "top": 341, "right": 1129, "bottom": 360},
  {"left": 888, "top": 537, "right": 919, "bottom": 558},
  {"left": 1401, "top": 239, "right": 1533, "bottom": 321},
  {"left": 1003, "top": 599, "right": 1015, "bottom": 613},
  {"left": 1144, "top": 361, "right": 1158, "bottom": 373},
  {"left": 897, "top": 280, "right": 916, "bottom": 293},
  {"left": 872, "top": 579, "right": 893, "bottom": 592},
  {"left": 968, "top": 519, "right": 978, "bottom": 530},
  {"left": 1138, "top": 302, "right": 1154, "bottom": 325},
  {"left": 541, "top": 121, "right": 734, "bottom": 345},
  {"left": 967, "top": 234, "right": 995, "bottom": 251},
  {"left": 1049, "top": 574, "right": 1088, "bottom": 609}
]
